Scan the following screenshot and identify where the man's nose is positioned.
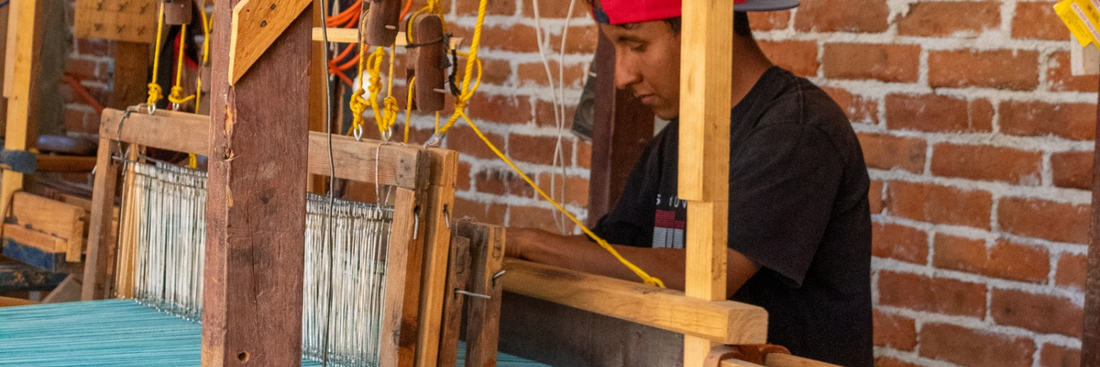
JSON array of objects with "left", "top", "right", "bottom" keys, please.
[{"left": 613, "top": 51, "right": 641, "bottom": 91}]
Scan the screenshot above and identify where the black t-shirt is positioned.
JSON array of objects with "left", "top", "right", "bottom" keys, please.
[{"left": 593, "top": 67, "right": 873, "bottom": 367}]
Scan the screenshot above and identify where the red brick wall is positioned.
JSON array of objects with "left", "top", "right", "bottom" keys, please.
[
  {"left": 62, "top": 0, "right": 1091, "bottom": 366},
  {"left": 61, "top": 1, "right": 113, "bottom": 134}
]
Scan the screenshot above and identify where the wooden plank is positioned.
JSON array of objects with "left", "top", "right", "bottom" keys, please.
[
  {"left": 722, "top": 360, "right": 767, "bottom": 367},
  {"left": 199, "top": 0, "right": 311, "bottom": 364},
  {"left": 80, "top": 137, "right": 121, "bottom": 300},
  {"left": 502, "top": 259, "right": 766, "bottom": 344},
  {"left": 2, "top": 239, "right": 64, "bottom": 271},
  {"left": 1, "top": 0, "right": 45, "bottom": 240},
  {"left": 228, "top": 0, "right": 312, "bottom": 84},
  {"left": 11, "top": 192, "right": 85, "bottom": 261},
  {"left": 73, "top": 0, "right": 157, "bottom": 43},
  {"left": 415, "top": 148, "right": 458, "bottom": 367},
  {"left": 587, "top": 32, "right": 653, "bottom": 226},
  {"left": 311, "top": 27, "right": 463, "bottom": 49},
  {"left": 99, "top": 108, "right": 426, "bottom": 189},
  {"left": 379, "top": 188, "right": 419, "bottom": 367},
  {"left": 458, "top": 221, "right": 505, "bottom": 367},
  {"left": 107, "top": 42, "right": 151, "bottom": 109},
  {"left": 413, "top": 15, "right": 446, "bottom": 112},
  {"left": 2, "top": 0, "right": 12, "bottom": 98},
  {"left": 400, "top": 185, "right": 429, "bottom": 367},
  {"left": 680, "top": 0, "right": 734, "bottom": 363},
  {"left": 36, "top": 155, "right": 98, "bottom": 172},
  {"left": 0, "top": 295, "right": 37, "bottom": 307},
  {"left": 437, "top": 235, "right": 471, "bottom": 367},
  {"left": 0, "top": 2, "right": 9, "bottom": 133},
  {"left": 764, "top": 354, "right": 843, "bottom": 367},
  {"left": 2, "top": 224, "right": 66, "bottom": 254},
  {"left": 1083, "top": 77, "right": 1100, "bottom": 367}
]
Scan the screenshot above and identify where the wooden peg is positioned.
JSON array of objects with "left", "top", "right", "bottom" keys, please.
[
  {"left": 413, "top": 15, "right": 445, "bottom": 112},
  {"left": 163, "top": 0, "right": 192, "bottom": 25},
  {"left": 365, "top": 0, "right": 401, "bottom": 46}
]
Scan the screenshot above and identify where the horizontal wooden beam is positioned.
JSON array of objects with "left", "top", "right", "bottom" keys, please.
[
  {"left": 501, "top": 259, "right": 767, "bottom": 345},
  {"left": 98, "top": 108, "right": 426, "bottom": 189},
  {"left": 311, "top": 27, "right": 463, "bottom": 49}
]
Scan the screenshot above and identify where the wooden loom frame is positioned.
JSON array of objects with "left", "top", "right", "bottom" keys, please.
[{"left": 78, "top": 108, "right": 464, "bottom": 367}]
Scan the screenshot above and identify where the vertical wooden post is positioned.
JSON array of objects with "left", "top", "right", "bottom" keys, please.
[
  {"left": 200, "top": 0, "right": 312, "bottom": 365},
  {"left": 1, "top": 0, "right": 45, "bottom": 230},
  {"left": 1083, "top": 77, "right": 1100, "bottom": 366},
  {"left": 587, "top": 33, "right": 653, "bottom": 226},
  {"left": 679, "top": 0, "right": 734, "bottom": 365},
  {"left": 107, "top": 42, "right": 151, "bottom": 109}
]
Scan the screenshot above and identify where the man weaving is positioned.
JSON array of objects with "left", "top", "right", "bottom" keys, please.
[{"left": 504, "top": 0, "right": 874, "bottom": 365}]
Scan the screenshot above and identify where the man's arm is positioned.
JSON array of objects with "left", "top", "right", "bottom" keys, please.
[{"left": 506, "top": 228, "right": 760, "bottom": 298}]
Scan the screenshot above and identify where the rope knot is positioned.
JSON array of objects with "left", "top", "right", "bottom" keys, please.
[{"left": 146, "top": 83, "right": 163, "bottom": 106}]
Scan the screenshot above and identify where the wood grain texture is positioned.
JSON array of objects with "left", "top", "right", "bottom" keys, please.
[
  {"left": 459, "top": 221, "right": 505, "bottom": 367},
  {"left": 380, "top": 188, "right": 419, "bottom": 367},
  {"left": 413, "top": 15, "right": 445, "bottom": 112},
  {"left": 228, "top": 0, "right": 312, "bottom": 84},
  {"left": 685, "top": 200, "right": 728, "bottom": 299},
  {"left": 1083, "top": 77, "right": 1100, "bottom": 367},
  {"left": 365, "top": 0, "right": 402, "bottom": 46},
  {"left": 437, "top": 235, "right": 470, "bottom": 367},
  {"left": 80, "top": 137, "right": 120, "bottom": 300},
  {"left": 107, "top": 42, "right": 151, "bottom": 109},
  {"left": 502, "top": 259, "right": 766, "bottom": 345},
  {"left": 10, "top": 192, "right": 84, "bottom": 260},
  {"left": 415, "top": 148, "right": 459, "bottom": 367},
  {"left": 311, "top": 27, "right": 463, "bottom": 48},
  {"left": 200, "top": 0, "right": 311, "bottom": 364},
  {"left": 99, "top": 108, "right": 426, "bottom": 188},
  {"left": 2, "top": 223, "right": 66, "bottom": 254},
  {"left": 1, "top": 0, "right": 44, "bottom": 241},
  {"left": 399, "top": 186, "right": 429, "bottom": 367},
  {"left": 73, "top": 0, "right": 157, "bottom": 43}
]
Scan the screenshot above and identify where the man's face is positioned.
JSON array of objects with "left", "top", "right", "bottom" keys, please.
[{"left": 599, "top": 21, "right": 682, "bottom": 120}]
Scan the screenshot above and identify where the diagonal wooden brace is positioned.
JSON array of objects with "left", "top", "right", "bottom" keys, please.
[{"left": 228, "top": 0, "right": 312, "bottom": 84}]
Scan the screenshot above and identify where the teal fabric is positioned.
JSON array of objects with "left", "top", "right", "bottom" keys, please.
[{"left": 0, "top": 300, "right": 546, "bottom": 366}]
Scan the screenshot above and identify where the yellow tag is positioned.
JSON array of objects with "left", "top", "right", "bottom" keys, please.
[{"left": 1056, "top": 0, "right": 1100, "bottom": 48}]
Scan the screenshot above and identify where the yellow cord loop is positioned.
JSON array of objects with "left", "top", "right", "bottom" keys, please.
[
  {"left": 195, "top": 0, "right": 212, "bottom": 112},
  {"left": 146, "top": 83, "right": 163, "bottom": 107},
  {"left": 365, "top": 47, "right": 397, "bottom": 138},
  {"left": 168, "top": 24, "right": 196, "bottom": 106},
  {"left": 146, "top": 5, "right": 167, "bottom": 108},
  {"left": 349, "top": 88, "right": 369, "bottom": 137}
]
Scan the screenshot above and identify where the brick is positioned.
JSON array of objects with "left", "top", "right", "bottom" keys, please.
[
  {"left": 1051, "top": 151, "right": 1093, "bottom": 190},
  {"left": 534, "top": 100, "right": 580, "bottom": 128},
  {"left": 1042, "top": 344, "right": 1082, "bottom": 367},
  {"left": 885, "top": 94, "right": 992, "bottom": 132},
  {"left": 992, "top": 289, "right": 1082, "bottom": 337},
  {"left": 474, "top": 167, "right": 535, "bottom": 198},
  {"left": 998, "top": 198, "right": 1090, "bottom": 244},
  {"left": 934, "top": 235, "right": 1051, "bottom": 283},
  {"left": 869, "top": 180, "right": 884, "bottom": 214},
  {"left": 1056, "top": 253, "right": 1087, "bottom": 290},
  {"left": 874, "top": 358, "right": 921, "bottom": 367},
  {"left": 517, "top": 61, "right": 587, "bottom": 88},
  {"left": 577, "top": 141, "right": 592, "bottom": 169},
  {"left": 77, "top": 38, "right": 110, "bottom": 57},
  {"left": 65, "top": 59, "right": 100, "bottom": 80},
  {"left": 758, "top": 40, "right": 819, "bottom": 77},
  {"left": 467, "top": 93, "right": 532, "bottom": 124},
  {"left": 453, "top": 197, "right": 507, "bottom": 225},
  {"left": 887, "top": 182, "right": 992, "bottom": 229},
  {"left": 1013, "top": 2, "right": 1068, "bottom": 40},
  {"left": 794, "top": 0, "right": 889, "bottom": 33},
  {"left": 872, "top": 222, "right": 927, "bottom": 264},
  {"left": 897, "top": 2, "right": 1000, "bottom": 37},
  {"left": 748, "top": 10, "right": 791, "bottom": 31},
  {"left": 460, "top": 58, "right": 513, "bottom": 87},
  {"left": 537, "top": 173, "right": 589, "bottom": 207},
  {"left": 856, "top": 133, "right": 926, "bottom": 173},
  {"left": 457, "top": 161, "right": 472, "bottom": 191},
  {"left": 823, "top": 43, "right": 921, "bottom": 83},
  {"left": 931, "top": 144, "right": 1042, "bottom": 185},
  {"left": 509, "top": 205, "right": 566, "bottom": 233},
  {"left": 1047, "top": 52, "right": 1100, "bottom": 93},
  {"left": 457, "top": 24, "right": 540, "bottom": 53},
  {"left": 457, "top": 0, "right": 516, "bottom": 16},
  {"left": 1000, "top": 101, "right": 1096, "bottom": 141},
  {"left": 509, "top": 134, "right": 574, "bottom": 166},
  {"left": 444, "top": 125, "right": 506, "bottom": 160},
  {"left": 521, "top": 0, "right": 590, "bottom": 18},
  {"left": 919, "top": 323, "right": 1035, "bottom": 367},
  {"left": 549, "top": 25, "right": 600, "bottom": 55},
  {"left": 873, "top": 311, "right": 916, "bottom": 351},
  {"left": 878, "top": 271, "right": 986, "bottom": 317},
  {"left": 928, "top": 50, "right": 1040, "bottom": 91},
  {"left": 821, "top": 87, "right": 878, "bottom": 124}
]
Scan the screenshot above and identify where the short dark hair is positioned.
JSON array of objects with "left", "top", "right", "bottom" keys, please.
[{"left": 658, "top": 12, "right": 750, "bottom": 36}]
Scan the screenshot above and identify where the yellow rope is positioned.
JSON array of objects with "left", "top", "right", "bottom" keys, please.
[
  {"left": 146, "top": 5, "right": 167, "bottom": 107},
  {"left": 168, "top": 24, "right": 196, "bottom": 107},
  {"left": 349, "top": 44, "right": 371, "bottom": 137},
  {"left": 405, "top": 76, "right": 416, "bottom": 143},
  {"left": 366, "top": 47, "right": 398, "bottom": 138},
  {"left": 195, "top": 0, "right": 212, "bottom": 113}
]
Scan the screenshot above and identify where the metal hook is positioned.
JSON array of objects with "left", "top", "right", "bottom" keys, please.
[
  {"left": 412, "top": 209, "right": 420, "bottom": 240},
  {"left": 380, "top": 128, "right": 393, "bottom": 142},
  {"left": 353, "top": 124, "right": 364, "bottom": 141},
  {"left": 454, "top": 290, "right": 491, "bottom": 299},
  {"left": 425, "top": 133, "right": 443, "bottom": 148},
  {"left": 443, "top": 205, "right": 451, "bottom": 229},
  {"left": 492, "top": 270, "right": 506, "bottom": 286}
]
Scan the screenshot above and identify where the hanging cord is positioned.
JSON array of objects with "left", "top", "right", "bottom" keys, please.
[
  {"left": 404, "top": 76, "right": 415, "bottom": 143},
  {"left": 167, "top": 24, "right": 196, "bottom": 109},
  {"left": 364, "top": 47, "right": 398, "bottom": 140},
  {"left": 194, "top": 0, "right": 212, "bottom": 113},
  {"left": 146, "top": 4, "right": 167, "bottom": 111}
]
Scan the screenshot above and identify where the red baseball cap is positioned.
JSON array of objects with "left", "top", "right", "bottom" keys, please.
[{"left": 593, "top": 0, "right": 799, "bottom": 25}]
